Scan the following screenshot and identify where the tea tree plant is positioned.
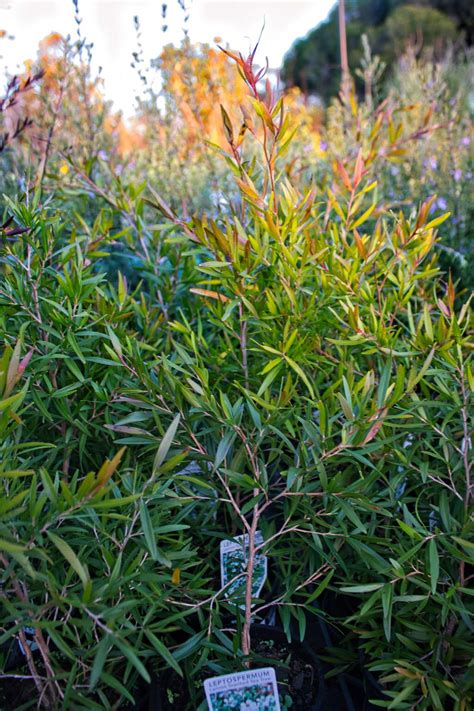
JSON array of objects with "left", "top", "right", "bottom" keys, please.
[
  {"left": 323, "top": 45, "right": 474, "bottom": 291},
  {"left": 0, "top": 200, "right": 210, "bottom": 708},
  {"left": 142, "top": 44, "right": 472, "bottom": 710},
  {"left": 0, "top": 34, "right": 472, "bottom": 710},
  {"left": 140, "top": 40, "right": 470, "bottom": 700}
]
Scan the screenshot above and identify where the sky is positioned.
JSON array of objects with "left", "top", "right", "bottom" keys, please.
[{"left": 0, "top": 0, "right": 334, "bottom": 116}]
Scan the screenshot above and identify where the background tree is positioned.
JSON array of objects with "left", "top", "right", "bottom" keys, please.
[
  {"left": 281, "top": 0, "right": 470, "bottom": 101},
  {"left": 370, "top": 5, "right": 458, "bottom": 68}
]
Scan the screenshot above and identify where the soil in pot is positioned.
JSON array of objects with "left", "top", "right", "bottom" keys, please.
[
  {"left": 306, "top": 611, "right": 384, "bottom": 710},
  {"left": 155, "top": 623, "right": 325, "bottom": 711},
  {"left": 251, "top": 624, "right": 324, "bottom": 711},
  {"left": 0, "top": 674, "right": 37, "bottom": 711},
  {"left": 0, "top": 639, "right": 39, "bottom": 711}
]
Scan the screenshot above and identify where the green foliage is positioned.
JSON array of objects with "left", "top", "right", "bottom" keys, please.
[
  {"left": 297, "top": 46, "right": 474, "bottom": 292},
  {"left": 0, "top": 36, "right": 472, "bottom": 711},
  {"left": 281, "top": 0, "right": 469, "bottom": 102},
  {"left": 380, "top": 4, "right": 458, "bottom": 63},
  {"left": 0, "top": 197, "right": 212, "bottom": 708}
]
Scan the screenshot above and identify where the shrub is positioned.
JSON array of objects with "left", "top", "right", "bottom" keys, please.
[
  {"left": 0, "top": 198, "right": 213, "bottom": 709},
  {"left": 0, "top": 36, "right": 472, "bottom": 711},
  {"left": 317, "top": 47, "right": 474, "bottom": 292},
  {"left": 130, "top": 47, "right": 473, "bottom": 709}
]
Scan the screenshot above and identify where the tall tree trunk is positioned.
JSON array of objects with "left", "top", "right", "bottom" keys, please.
[{"left": 338, "top": 0, "right": 350, "bottom": 94}]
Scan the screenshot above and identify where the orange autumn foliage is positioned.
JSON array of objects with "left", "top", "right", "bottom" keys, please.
[
  {"left": 12, "top": 33, "right": 110, "bottom": 163},
  {"left": 2, "top": 31, "right": 323, "bottom": 203},
  {"left": 157, "top": 42, "right": 249, "bottom": 148}
]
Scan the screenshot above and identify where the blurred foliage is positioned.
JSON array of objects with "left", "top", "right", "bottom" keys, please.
[
  {"left": 290, "top": 44, "right": 474, "bottom": 291},
  {"left": 281, "top": 0, "right": 471, "bottom": 101},
  {"left": 0, "top": 10, "right": 472, "bottom": 711}
]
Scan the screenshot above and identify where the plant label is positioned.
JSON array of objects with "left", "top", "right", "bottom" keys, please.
[
  {"left": 204, "top": 667, "right": 281, "bottom": 711},
  {"left": 220, "top": 531, "right": 267, "bottom": 606},
  {"left": 18, "top": 626, "right": 39, "bottom": 656}
]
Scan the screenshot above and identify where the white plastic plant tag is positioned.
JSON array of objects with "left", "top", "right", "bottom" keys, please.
[
  {"left": 220, "top": 531, "right": 267, "bottom": 606},
  {"left": 204, "top": 667, "right": 281, "bottom": 711},
  {"left": 18, "top": 626, "right": 39, "bottom": 656}
]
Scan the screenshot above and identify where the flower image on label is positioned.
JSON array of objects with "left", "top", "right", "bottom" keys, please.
[
  {"left": 204, "top": 667, "right": 281, "bottom": 711},
  {"left": 18, "top": 627, "right": 39, "bottom": 656},
  {"left": 220, "top": 531, "right": 267, "bottom": 606}
]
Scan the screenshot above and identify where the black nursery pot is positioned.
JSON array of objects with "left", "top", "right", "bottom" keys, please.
[
  {"left": 141, "top": 622, "right": 326, "bottom": 711},
  {"left": 305, "top": 594, "right": 384, "bottom": 711},
  {"left": 250, "top": 623, "right": 326, "bottom": 711}
]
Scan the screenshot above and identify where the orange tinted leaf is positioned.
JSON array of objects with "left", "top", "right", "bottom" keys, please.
[
  {"left": 335, "top": 160, "right": 353, "bottom": 191},
  {"left": 190, "top": 288, "right": 231, "bottom": 303},
  {"left": 353, "top": 149, "right": 364, "bottom": 188}
]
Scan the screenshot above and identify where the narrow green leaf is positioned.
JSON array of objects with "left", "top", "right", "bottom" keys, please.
[
  {"left": 285, "top": 357, "right": 314, "bottom": 397},
  {"left": 428, "top": 539, "right": 439, "bottom": 594},
  {"left": 388, "top": 680, "right": 418, "bottom": 708},
  {"left": 106, "top": 326, "right": 123, "bottom": 359},
  {"left": 452, "top": 537, "right": 474, "bottom": 554},
  {"left": 144, "top": 630, "right": 183, "bottom": 677},
  {"left": 47, "top": 532, "right": 89, "bottom": 588},
  {"left": 153, "top": 414, "right": 180, "bottom": 472},
  {"left": 425, "top": 212, "right": 451, "bottom": 230},
  {"left": 0, "top": 538, "right": 26, "bottom": 553},
  {"left": 90, "top": 635, "right": 112, "bottom": 689},
  {"left": 113, "top": 637, "right": 150, "bottom": 683},
  {"left": 214, "top": 431, "right": 236, "bottom": 470},
  {"left": 140, "top": 500, "right": 158, "bottom": 561},
  {"left": 351, "top": 201, "right": 376, "bottom": 230},
  {"left": 382, "top": 584, "right": 393, "bottom": 641},
  {"left": 306, "top": 569, "right": 335, "bottom": 604},
  {"left": 339, "top": 583, "right": 384, "bottom": 593},
  {"left": 257, "top": 362, "right": 283, "bottom": 397}
]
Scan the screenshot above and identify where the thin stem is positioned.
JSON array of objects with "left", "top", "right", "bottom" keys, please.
[
  {"left": 241, "top": 507, "right": 259, "bottom": 660},
  {"left": 239, "top": 301, "right": 249, "bottom": 390}
]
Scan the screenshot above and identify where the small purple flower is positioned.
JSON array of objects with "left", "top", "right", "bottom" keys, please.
[
  {"left": 461, "top": 136, "right": 471, "bottom": 146},
  {"left": 453, "top": 168, "right": 462, "bottom": 182},
  {"left": 428, "top": 156, "right": 438, "bottom": 171},
  {"left": 319, "top": 140, "right": 328, "bottom": 152},
  {"left": 433, "top": 197, "right": 447, "bottom": 212},
  {"left": 98, "top": 149, "right": 108, "bottom": 160},
  {"left": 115, "top": 164, "right": 123, "bottom": 176},
  {"left": 390, "top": 165, "right": 399, "bottom": 176}
]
